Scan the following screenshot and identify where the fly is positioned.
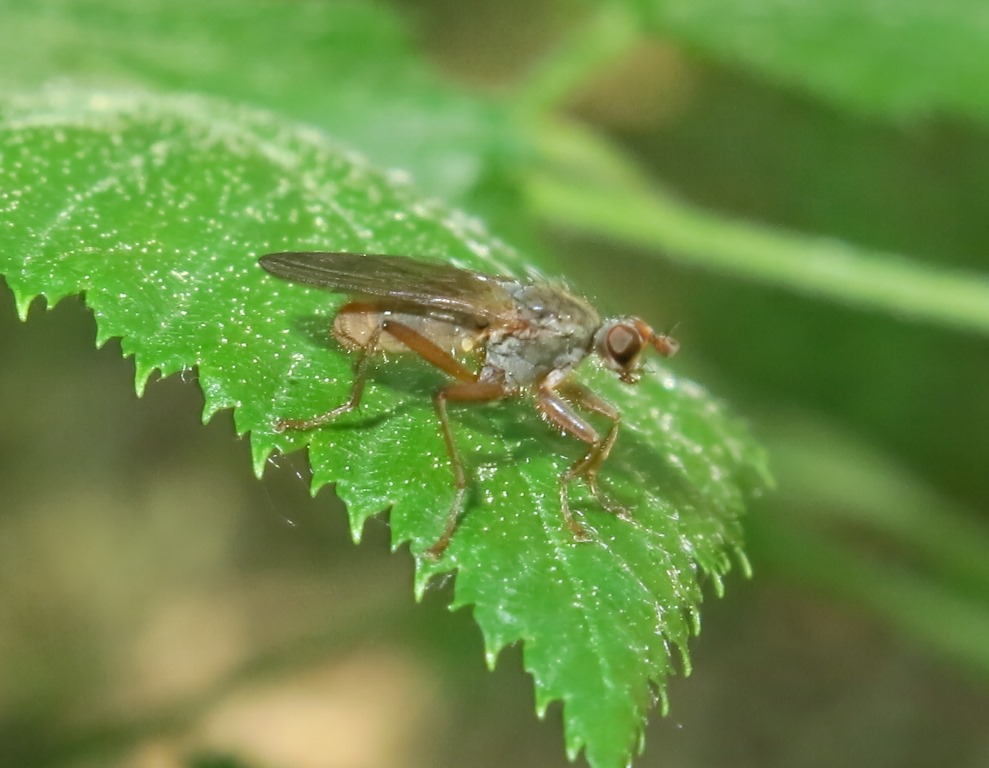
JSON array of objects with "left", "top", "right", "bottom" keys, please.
[{"left": 259, "top": 251, "right": 679, "bottom": 558}]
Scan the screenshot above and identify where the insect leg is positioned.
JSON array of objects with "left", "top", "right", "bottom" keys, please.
[
  {"left": 536, "top": 386, "right": 625, "bottom": 543},
  {"left": 280, "top": 312, "right": 502, "bottom": 558},
  {"left": 368, "top": 319, "right": 506, "bottom": 557},
  {"left": 274, "top": 321, "right": 383, "bottom": 431},
  {"left": 557, "top": 381, "right": 624, "bottom": 514},
  {"left": 430, "top": 381, "right": 509, "bottom": 558},
  {"left": 275, "top": 311, "right": 475, "bottom": 432}
]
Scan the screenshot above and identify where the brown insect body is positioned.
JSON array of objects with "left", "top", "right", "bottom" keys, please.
[
  {"left": 333, "top": 303, "right": 481, "bottom": 358},
  {"left": 260, "top": 251, "right": 678, "bottom": 558},
  {"left": 480, "top": 280, "right": 601, "bottom": 391}
]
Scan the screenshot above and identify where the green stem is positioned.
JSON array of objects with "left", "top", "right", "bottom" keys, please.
[
  {"left": 525, "top": 120, "right": 989, "bottom": 336},
  {"left": 513, "top": 5, "right": 639, "bottom": 114}
]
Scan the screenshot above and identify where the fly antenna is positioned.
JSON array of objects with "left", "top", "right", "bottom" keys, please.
[{"left": 650, "top": 321, "right": 680, "bottom": 357}]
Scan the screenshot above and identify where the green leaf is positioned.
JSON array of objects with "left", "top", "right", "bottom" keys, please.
[
  {"left": 0, "top": 86, "right": 769, "bottom": 768},
  {"left": 631, "top": 0, "right": 989, "bottom": 122},
  {"left": 0, "top": 0, "right": 511, "bottom": 201}
]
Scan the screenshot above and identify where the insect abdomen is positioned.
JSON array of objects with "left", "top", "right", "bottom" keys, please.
[{"left": 333, "top": 304, "right": 481, "bottom": 358}]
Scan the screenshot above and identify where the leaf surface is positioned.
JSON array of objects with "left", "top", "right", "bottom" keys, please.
[
  {"left": 0, "top": 0, "right": 510, "bottom": 201},
  {"left": 0, "top": 87, "right": 769, "bottom": 768},
  {"left": 634, "top": 0, "right": 989, "bottom": 122}
]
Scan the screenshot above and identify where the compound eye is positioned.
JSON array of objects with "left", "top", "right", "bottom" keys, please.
[{"left": 606, "top": 324, "right": 643, "bottom": 367}]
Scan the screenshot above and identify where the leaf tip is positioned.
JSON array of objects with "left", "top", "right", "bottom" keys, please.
[
  {"left": 250, "top": 440, "right": 274, "bottom": 479},
  {"left": 201, "top": 397, "right": 224, "bottom": 425},
  {"left": 657, "top": 686, "right": 670, "bottom": 717},
  {"left": 133, "top": 361, "right": 157, "bottom": 398},
  {"left": 483, "top": 647, "right": 500, "bottom": 672},
  {"left": 94, "top": 325, "right": 115, "bottom": 350},
  {"left": 734, "top": 547, "right": 753, "bottom": 580},
  {"left": 564, "top": 734, "right": 586, "bottom": 763},
  {"left": 412, "top": 568, "right": 432, "bottom": 602},
  {"left": 347, "top": 513, "right": 365, "bottom": 545},
  {"left": 14, "top": 291, "right": 37, "bottom": 321},
  {"left": 677, "top": 642, "right": 693, "bottom": 678},
  {"left": 534, "top": 687, "right": 554, "bottom": 720},
  {"left": 708, "top": 571, "right": 726, "bottom": 599},
  {"left": 688, "top": 605, "right": 702, "bottom": 636}
]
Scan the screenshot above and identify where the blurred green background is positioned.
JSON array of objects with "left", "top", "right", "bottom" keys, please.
[{"left": 1, "top": 1, "right": 988, "bottom": 766}]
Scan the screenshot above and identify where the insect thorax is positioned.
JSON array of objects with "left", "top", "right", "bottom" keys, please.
[{"left": 481, "top": 281, "right": 601, "bottom": 389}]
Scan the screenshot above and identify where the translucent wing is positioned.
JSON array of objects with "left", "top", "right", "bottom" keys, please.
[{"left": 259, "top": 252, "right": 515, "bottom": 325}]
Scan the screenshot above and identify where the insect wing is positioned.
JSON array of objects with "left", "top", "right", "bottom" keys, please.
[{"left": 260, "top": 252, "right": 515, "bottom": 325}]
